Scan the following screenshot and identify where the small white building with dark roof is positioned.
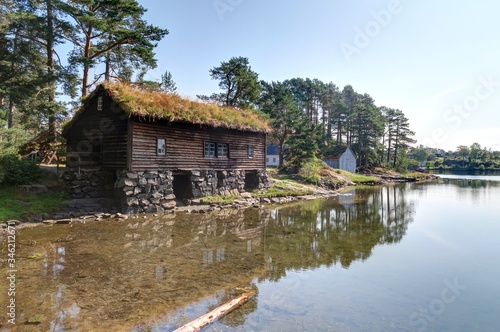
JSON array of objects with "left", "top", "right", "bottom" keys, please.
[
  {"left": 323, "top": 146, "right": 357, "bottom": 173},
  {"left": 266, "top": 145, "right": 280, "bottom": 167}
]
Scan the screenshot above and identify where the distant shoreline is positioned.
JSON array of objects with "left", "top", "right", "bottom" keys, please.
[{"left": 427, "top": 168, "right": 500, "bottom": 175}]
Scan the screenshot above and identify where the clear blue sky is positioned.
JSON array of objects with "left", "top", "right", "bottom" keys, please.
[{"left": 116, "top": 0, "right": 500, "bottom": 151}]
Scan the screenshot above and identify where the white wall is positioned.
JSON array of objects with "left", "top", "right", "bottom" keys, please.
[
  {"left": 339, "top": 149, "right": 356, "bottom": 173},
  {"left": 266, "top": 154, "right": 279, "bottom": 167}
]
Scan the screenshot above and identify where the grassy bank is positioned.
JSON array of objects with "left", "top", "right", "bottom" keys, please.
[
  {"left": 202, "top": 182, "right": 314, "bottom": 205},
  {"left": 327, "top": 168, "right": 379, "bottom": 184},
  {"left": 253, "top": 182, "right": 313, "bottom": 198},
  {"left": 0, "top": 186, "right": 69, "bottom": 221}
]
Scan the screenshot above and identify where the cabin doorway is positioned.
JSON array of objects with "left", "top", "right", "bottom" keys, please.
[
  {"left": 244, "top": 170, "right": 259, "bottom": 191},
  {"left": 103, "top": 170, "right": 117, "bottom": 195},
  {"left": 173, "top": 172, "right": 193, "bottom": 199}
]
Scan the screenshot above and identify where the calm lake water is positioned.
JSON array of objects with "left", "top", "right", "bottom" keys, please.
[{"left": 1, "top": 175, "right": 499, "bottom": 331}]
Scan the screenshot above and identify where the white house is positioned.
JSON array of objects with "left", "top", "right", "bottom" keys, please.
[
  {"left": 266, "top": 145, "right": 280, "bottom": 167},
  {"left": 323, "top": 146, "right": 357, "bottom": 173}
]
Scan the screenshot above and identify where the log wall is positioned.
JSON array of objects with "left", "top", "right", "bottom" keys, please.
[{"left": 130, "top": 118, "right": 266, "bottom": 171}]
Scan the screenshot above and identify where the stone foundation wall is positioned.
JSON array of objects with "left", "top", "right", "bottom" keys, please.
[
  {"left": 62, "top": 171, "right": 107, "bottom": 199},
  {"left": 63, "top": 168, "right": 271, "bottom": 214},
  {"left": 191, "top": 169, "right": 271, "bottom": 197},
  {"left": 192, "top": 170, "right": 245, "bottom": 197},
  {"left": 257, "top": 169, "right": 271, "bottom": 189},
  {"left": 115, "top": 170, "right": 176, "bottom": 214}
]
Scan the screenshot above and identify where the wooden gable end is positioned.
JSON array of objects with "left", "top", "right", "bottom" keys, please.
[{"left": 64, "top": 91, "right": 129, "bottom": 170}]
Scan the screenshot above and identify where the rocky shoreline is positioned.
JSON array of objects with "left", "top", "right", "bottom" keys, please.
[{"left": 1, "top": 172, "right": 438, "bottom": 230}]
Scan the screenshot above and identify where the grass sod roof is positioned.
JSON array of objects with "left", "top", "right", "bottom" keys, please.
[
  {"left": 323, "top": 145, "right": 350, "bottom": 159},
  {"left": 63, "top": 82, "right": 271, "bottom": 134}
]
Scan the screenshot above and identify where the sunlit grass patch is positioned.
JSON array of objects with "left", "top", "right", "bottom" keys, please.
[
  {"left": 253, "top": 183, "right": 313, "bottom": 198},
  {"left": 201, "top": 195, "right": 241, "bottom": 205},
  {"left": 0, "top": 187, "right": 69, "bottom": 221}
]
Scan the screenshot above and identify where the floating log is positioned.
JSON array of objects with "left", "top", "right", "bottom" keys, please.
[
  {"left": 174, "top": 290, "right": 256, "bottom": 332},
  {"left": 380, "top": 176, "right": 417, "bottom": 182}
]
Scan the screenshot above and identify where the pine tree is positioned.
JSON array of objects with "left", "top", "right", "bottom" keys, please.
[
  {"left": 198, "top": 56, "right": 261, "bottom": 108},
  {"left": 59, "top": 0, "right": 168, "bottom": 96},
  {"left": 259, "top": 80, "right": 302, "bottom": 168}
]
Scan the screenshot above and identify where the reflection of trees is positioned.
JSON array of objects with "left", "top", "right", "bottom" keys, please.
[
  {"left": 440, "top": 177, "right": 500, "bottom": 189},
  {"left": 419, "top": 177, "right": 500, "bottom": 205},
  {"left": 2, "top": 186, "right": 416, "bottom": 331},
  {"left": 262, "top": 185, "right": 415, "bottom": 281}
]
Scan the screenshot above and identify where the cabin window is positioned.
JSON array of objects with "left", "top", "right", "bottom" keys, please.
[
  {"left": 97, "top": 96, "right": 103, "bottom": 111},
  {"left": 217, "top": 143, "right": 228, "bottom": 158},
  {"left": 204, "top": 142, "right": 216, "bottom": 158},
  {"left": 157, "top": 138, "right": 166, "bottom": 155},
  {"left": 248, "top": 145, "right": 254, "bottom": 158}
]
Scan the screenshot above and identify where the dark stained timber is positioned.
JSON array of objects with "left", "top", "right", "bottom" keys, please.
[{"left": 64, "top": 88, "right": 266, "bottom": 172}]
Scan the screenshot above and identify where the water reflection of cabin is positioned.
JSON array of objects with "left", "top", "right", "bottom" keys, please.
[{"left": 62, "top": 83, "right": 271, "bottom": 207}]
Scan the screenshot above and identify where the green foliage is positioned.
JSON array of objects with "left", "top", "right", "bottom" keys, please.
[
  {"left": 161, "top": 70, "right": 177, "bottom": 92},
  {"left": 258, "top": 78, "right": 415, "bottom": 171},
  {"left": 408, "top": 145, "right": 431, "bottom": 164},
  {"left": 0, "top": 0, "right": 77, "bottom": 133},
  {"left": 253, "top": 183, "right": 313, "bottom": 198},
  {"left": 0, "top": 154, "right": 42, "bottom": 185},
  {"left": 283, "top": 124, "right": 322, "bottom": 169},
  {"left": 259, "top": 80, "right": 302, "bottom": 167},
  {"left": 66, "top": 82, "right": 271, "bottom": 133},
  {"left": 380, "top": 107, "right": 415, "bottom": 168},
  {"left": 59, "top": 0, "right": 169, "bottom": 96},
  {"left": 0, "top": 124, "right": 34, "bottom": 157},
  {"left": 332, "top": 168, "right": 378, "bottom": 184},
  {"left": 425, "top": 142, "right": 500, "bottom": 170},
  {"left": 198, "top": 56, "right": 261, "bottom": 108},
  {"left": 0, "top": 187, "right": 69, "bottom": 221},
  {"left": 297, "top": 158, "right": 325, "bottom": 184},
  {"left": 201, "top": 195, "right": 240, "bottom": 205}
]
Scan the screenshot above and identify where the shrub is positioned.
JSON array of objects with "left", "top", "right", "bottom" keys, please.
[
  {"left": 298, "top": 158, "right": 326, "bottom": 184},
  {"left": 0, "top": 154, "right": 43, "bottom": 185}
]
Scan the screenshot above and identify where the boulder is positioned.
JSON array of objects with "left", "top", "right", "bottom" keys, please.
[
  {"left": 160, "top": 199, "right": 176, "bottom": 209},
  {"left": 126, "top": 172, "right": 138, "bottom": 179},
  {"left": 126, "top": 197, "right": 139, "bottom": 206},
  {"left": 163, "top": 194, "right": 175, "bottom": 200}
]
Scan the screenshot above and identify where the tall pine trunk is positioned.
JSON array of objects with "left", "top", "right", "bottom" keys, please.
[
  {"left": 7, "top": 29, "right": 18, "bottom": 129},
  {"left": 46, "top": 0, "right": 56, "bottom": 139},
  {"left": 104, "top": 51, "right": 111, "bottom": 81},
  {"left": 8, "top": 99, "right": 14, "bottom": 129},
  {"left": 81, "top": 26, "right": 93, "bottom": 97}
]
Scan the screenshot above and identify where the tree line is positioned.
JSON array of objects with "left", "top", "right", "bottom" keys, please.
[
  {"left": 0, "top": 0, "right": 168, "bottom": 155},
  {"left": 409, "top": 143, "right": 500, "bottom": 171},
  {"left": 1, "top": 1, "right": 415, "bottom": 172},
  {"left": 199, "top": 56, "right": 416, "bottom": 171}
]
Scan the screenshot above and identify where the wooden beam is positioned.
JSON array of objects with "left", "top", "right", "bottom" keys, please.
[{"left": 174, "top": 290, "right": 256, "bottom": 332}]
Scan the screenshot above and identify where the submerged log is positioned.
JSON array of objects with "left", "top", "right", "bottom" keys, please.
[{"left": 174, "top": 290, "right": 256, "bottom": 332}]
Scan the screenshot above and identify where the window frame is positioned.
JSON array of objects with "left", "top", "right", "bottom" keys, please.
[
  {"left": 97, "top": 96, "right": 103, "bottom": 111},
  {"left": 217, "top": 143, "right": 228, "bottom": 158},
  {"left": 204, "top": 141, "right": 216, "bottom": 158},
  {"left": 157, "top": 138, "right": 166, "bottom": 156},
  {"left": 248, "top": 145, "right": 254, "bottom": 159},
  {"left": 204, "top": 141, "right": 230, "bottom": 159}
]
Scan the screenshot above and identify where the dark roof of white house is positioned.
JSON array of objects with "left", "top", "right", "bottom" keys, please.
[
  {"left": 267, "top": 145, "right": 279, "bottom": 155},
  {"left": 324, "top": 146, "right": 353, "bottom": 160}
]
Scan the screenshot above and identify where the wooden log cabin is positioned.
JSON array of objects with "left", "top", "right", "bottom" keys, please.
[{"left": 62, "top": 83, "right": 271, "bottom": 212}]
